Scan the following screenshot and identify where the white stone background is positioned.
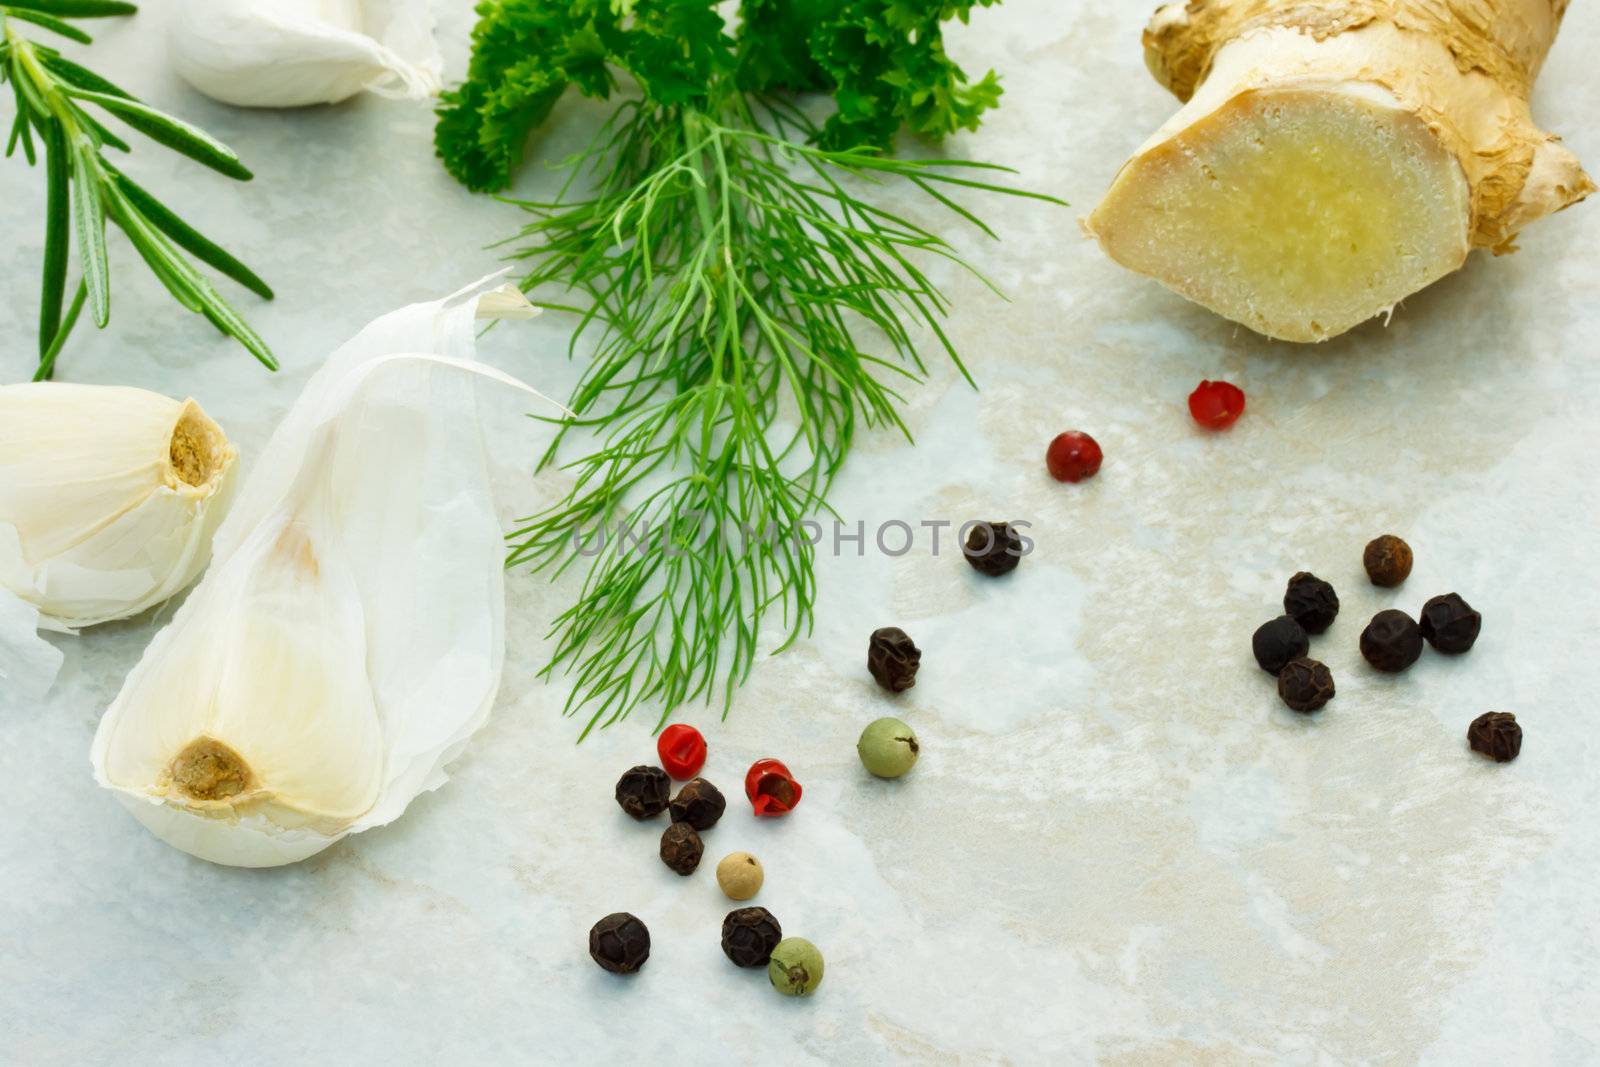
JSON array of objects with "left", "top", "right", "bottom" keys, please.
[{"left": 3, "top": 1, "right": 1599, "bottom": 1063}]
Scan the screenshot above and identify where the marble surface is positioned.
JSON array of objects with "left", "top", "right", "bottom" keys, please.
[{"left": 4, "top": 2, "right": 1600, "bottom": 1063}]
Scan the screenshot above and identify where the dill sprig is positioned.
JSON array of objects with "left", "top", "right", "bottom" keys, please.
[
  {"left": 1, "top": 0, "right": 272, "bottom": 379},
  {"left": 503, "top": 96, "right": 1059, "bottom": 736}
]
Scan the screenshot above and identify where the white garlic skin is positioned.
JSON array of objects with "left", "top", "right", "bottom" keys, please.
[
  {"left": 0, "top": 383, "right": 237, "bottom": 630},
  {"left": 168, "top": 0, "right": 443, "bottom": 109}
]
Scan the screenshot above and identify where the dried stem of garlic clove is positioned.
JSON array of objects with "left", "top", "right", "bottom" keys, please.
[
  {"left": 92, "top": 275, "right": 562, "bottom": 867},
  {"left": 0, "top": 384, "right": 238, "bottom": 699},
  {"left": 168, "top": 0, "right": 443, "bottom": 109}
]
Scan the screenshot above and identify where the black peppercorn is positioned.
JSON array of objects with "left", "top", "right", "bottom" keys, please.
[
  {"left": 963, "top": 521, "right": 1023, "bottom": 577},
  {"left": 1277, "top": 657, "right": 1334, "bottom": 713},
  {"left": 669, "top": 777, "right": 726, "bottom": 831},
  {"left": 1360, "top": 609, "right": 1423, "bottom": 673},
  {"left": 1419, "top": 593, "right": 1481, "bottom": 654},
  {"left": 721, "top": 907, "right": 783, "bottom": 968},
  {"left": 615, "top": 765, "right": 671, "bottom": 820},
  {"left": 589, "top": 912, "right": 651, "bottom": 974},
  {"left": 1283, "top": 571, "right": 1339, "bottom": 634},
  {"left": 868, "top": 626, "right": 921, "bottom": 692},
  {"left": 659, "top": 821, "right": 704, "bottom": 875},
  {"left": 1468, "top": 711, "right": 1521, "bottom": 763},
  {"left": 1252, "top": 615, "right": 1310, "bottom": 674},
  {"left": 1363, "top": 534, "right": 1413, "bottom": 588}
]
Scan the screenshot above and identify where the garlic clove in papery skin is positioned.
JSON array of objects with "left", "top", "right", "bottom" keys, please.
[
  {"left": 168, "top": 0, "right": 443, "bottom": 109},
  {"left": 0, "top": 384, "right": 237, "bottom": 698},
  {"left": 91, "top": 275, "right": 561, "bottom": 867}
]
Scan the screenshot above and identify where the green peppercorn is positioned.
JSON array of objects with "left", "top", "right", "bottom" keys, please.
[
  {"left": 768, "top": 937, "right": 824, "bottom": 997},
  {"left": 857, "top": 717, "right": 919, "bottom": 778}
]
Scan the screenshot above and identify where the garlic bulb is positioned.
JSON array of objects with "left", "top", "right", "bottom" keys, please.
[
  {"left": 0, "top": 384, "right": 237, "bottom": 699},
  {"left": 168, "top": 0, "right": 443, "bottom": 109},
  {"left": 91, "top": 276, "right": 558, "bottom": 867}
]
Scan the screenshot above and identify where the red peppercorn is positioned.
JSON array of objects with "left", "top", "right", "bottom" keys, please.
[
  {"left": 1045, "top": 431, "right": 1103, "bottom": 483},
  {"left": 657, "top": 724, "right": 706, "bottom": 780},
  {"left": 1188, "top": 380, "right": 1246, "bottom": 430},
  {"left": 744, "top": 759, "right": 802, "bottom": 817}
]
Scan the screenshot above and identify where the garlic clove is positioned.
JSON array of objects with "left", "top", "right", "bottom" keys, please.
[
  {"left": 94, "top": 509, "right": 385, "bottom": 858},
  {"left": 92, "top": 274, "right": 561, "bottom": 866},
  {"left": 168, "top": 0, "right": 443, "bottom": 109},
  {"left": 0, "top": 382, "right": 237, "bottom": 698}
]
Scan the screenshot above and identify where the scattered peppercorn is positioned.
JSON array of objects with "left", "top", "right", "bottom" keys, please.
[
  {"left": 659, "top": 821, "right": 704, "bottom": 875},
  {"left": 1277, "top": 657, "right": 1335, "bottom": 713},
  {"left": 867, "top": 626, "right": 921, "bottom": 692},
  {"left": 857, "top": 717, "right": 920, "bottom": 778},
  {"left": 963, "top": 520, "right": 1024, "bottom": 577},
  {"left": 1419, "top": 593, "right": 1482, "bottom": 654},
  {"left": 614, "top": 765, "right": 671, "bottom": 820},
  {"left": 745, "top": 758, "right": 802, "bottom": 817},
  {"left": 1046, "top": 430, "right": 1104, "bottom": 483},
  {"left": 1188, "top": 379, "right": 1246, "bottom": 429},
  {"left": 768, "top": 937, "right": 825, "bottom": 997},
  {"left": 1252, "top": 615, "right": 1310, "bottom": 674},
  {"left": 656, "top": 723, "right": 707, "bottom": 780},
  {"left": 1363, "top": 534, "right": 1413, "bottom": 587},
  {"left": 1360, "top": 609, "right": 1423, "bottom": 673},
  {"left": 589, "top": 913, "right": 650, "bottom": 975},
  {"left": 669, "top": 777, "right": 726, "bottom": 831},
  {"left": 1283, "top": 571, "right": 1340, "bottom": 634},
  {"left": 716, "top": 851, "right": 764, "bottom": 901},
  {"left": 1468, "top": 712, "right": 1521, "bottom": 763},
  {"left": 721, "top": 907, "right": 784, "bottom": 968}
]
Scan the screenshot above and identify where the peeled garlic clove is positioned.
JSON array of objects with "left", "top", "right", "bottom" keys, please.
[
  {"left": 168, "top": 0, "right": 442, "bottom": 109},
  {"left": 94, "top": 512, "right": 385, "bottom": 866},
  {"left": 92, "top": 274, "right": 558, "bottom": 866},
  {"left": 0, "top": 383, "right": 237, "bottom": 697}
]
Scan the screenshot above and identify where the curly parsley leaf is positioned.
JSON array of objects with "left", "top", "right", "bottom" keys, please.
[
  {"left": 743, "top": 0, "right": 1005, "bottom": 150},
  {"left": 438, "top": 0, "right": 1005, "bottom": 191},
  {"left": 436, "top": 0, "right": 734, "bottom": 192}
]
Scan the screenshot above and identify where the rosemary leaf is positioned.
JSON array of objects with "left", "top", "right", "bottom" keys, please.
[
  {"left": 109, "top": 166, "right": 273, "bottom": 299},
  {"left": 39, "top": 116, "right": 67, "bottom": 354},
  {"left": 3, "top": 1, "right": 136, "bottom": 17},
  {"left": 3, "top": 8, "right": 90, "bottom": 43},
  {"left": 68, "top": 144, "right": 108, "bottom": 325},
  {"left": 61, "top": 86, "right": 253, "bottom": 180}
]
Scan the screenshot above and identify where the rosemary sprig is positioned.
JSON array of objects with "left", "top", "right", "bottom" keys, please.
[
  {"left": 504, "top": 97, "right": 1060, "bottom": 737},
  {"left": 1, "top": 0, "right": 273, "bottom": 379}
]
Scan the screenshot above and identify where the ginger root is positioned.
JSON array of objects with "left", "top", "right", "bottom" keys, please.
[{"left": 1086, "top": 0, "right": 1594, "bottom": 342}]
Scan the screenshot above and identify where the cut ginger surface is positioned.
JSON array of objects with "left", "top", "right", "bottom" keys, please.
[
  {"left": 1089, "top": 85, "right": 1470, "bottom": 342},
  {"left": 1087, "top": 0, "right": 1593, "bottom": 343}
]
